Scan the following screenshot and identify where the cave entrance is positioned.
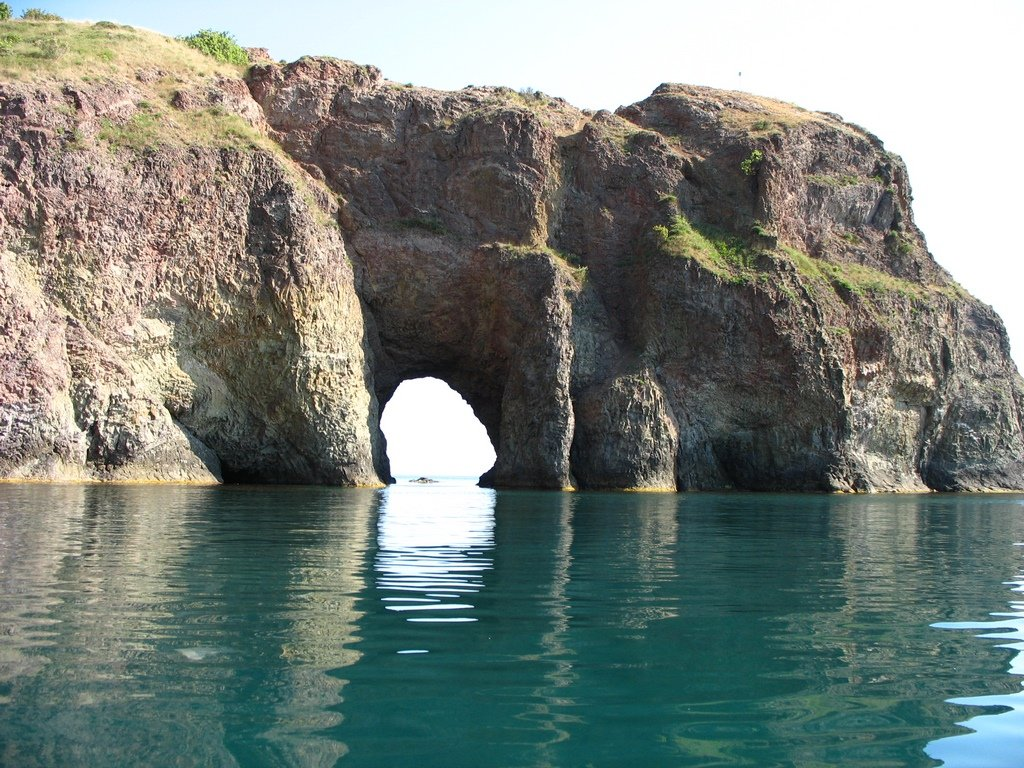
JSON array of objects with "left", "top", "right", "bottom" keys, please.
[{"left": 380, "top": 377, "right": 496, "bottom": 483}]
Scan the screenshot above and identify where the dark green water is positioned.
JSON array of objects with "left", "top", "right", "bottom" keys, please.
[{"left": 1, "top": 483, "right": 1022, "bottom": 767}]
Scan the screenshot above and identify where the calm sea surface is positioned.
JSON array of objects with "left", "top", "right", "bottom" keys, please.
[{"left": 1, "top": 482, "right": 1023, "bottom": 767}]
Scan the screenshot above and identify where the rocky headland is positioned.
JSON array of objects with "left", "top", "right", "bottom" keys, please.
[{"left": 1, "top": 20, "right": 1022, "bottom": 491}]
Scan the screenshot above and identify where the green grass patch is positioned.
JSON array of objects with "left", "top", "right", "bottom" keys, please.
[
  {"left": 806, "top": 173, "right": 864, "bottom": 188},
  {"left": 779, "top": 244, "right": 820, "bottom": 281},
  {"left": 720, "top": 101, "right": 811, "bottom": 135},
  {"left": 652, "top": 215, "right": 760, "bottom": 283},
  {"left": 740, "top": 149, "right": 764, "bottom": 176},
  {"left": 779, "top": 243, "right": 927, "bottom": 301},
  {"left": 178, "top": 106, "right": 262, "bottom": 148},
  {"left": 94, "top": 102, "right": 261, "bottom": 155},
  {"left": 569, "top": 264, "right": 588, "bottom": 284},
  {"left": 479, "top": 86, "right": 550, "bottom": 113},
  {"left": 823, "top": 260, "right": 924, "bottom": 298},
  {"left": 0, "top": 20, "right": 269, "bottom": 154},
  {"left": 515, "top": 87, "right": 548, "bottom": 106},
  {"left": 56, "top": 124, "right": 86, "bottom": 150},
  {"left": 885, "top": 231, "right": 914, "bottom": 255},
  {"left": 592, "top": 118, "right": 640, "bottom": 152},
  {"left": 0, "top": 19, "right": 245, "bottom": 82},
  {"left": 98, "top": 110, "right": 160, "bottom": 153},
  {"left": 490, "top": 242, "right": 587, "bottom": 282},
  {"left": 0, "top": 19, "right": 343, "bottom": 236},
  {"left": 654, "top": 225, "right": 948, "bottom": 304},
  {"left": 493, "top": 241, "right": 577, "bottom": 263},
  {"left": 653, "top": 222, "right": 961, "bottom": 307},
  {"left": 717, "top": 93, "right": 870, "bottom": 141}
]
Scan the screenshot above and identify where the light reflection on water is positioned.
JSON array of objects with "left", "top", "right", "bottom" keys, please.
[
  {"left": 375, "top": 483, "right": 495, "bottom": 636},
  {"left": 927, "top": 556, "right": 1024, "bottom": 768},
  {"left": 1, "top": 486, "right": 1024, "bottom": 766}
]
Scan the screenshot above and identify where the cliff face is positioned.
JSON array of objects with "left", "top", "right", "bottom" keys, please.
[
  {"left": 1, "top": 22, "right": 1022, "bottom": 491},
  {"left": 0, "top": 25, "right": 381, "bottom": 485}
]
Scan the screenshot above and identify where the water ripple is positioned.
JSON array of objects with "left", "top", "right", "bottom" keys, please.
[{"left": 927, "top": 574, "right": 1024, "bottom": 767}]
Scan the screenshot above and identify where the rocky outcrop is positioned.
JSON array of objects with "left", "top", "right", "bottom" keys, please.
[
  {"left": 0, "top": 36, "right": 381, "bottom": 485},
  {"left": 1, "top": 22, "right": 1022, "bottom": 491}
]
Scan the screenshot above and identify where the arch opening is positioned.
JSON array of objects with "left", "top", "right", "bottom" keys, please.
[{"left": 379, "top": 377, "right": 496, "bottom": 484}]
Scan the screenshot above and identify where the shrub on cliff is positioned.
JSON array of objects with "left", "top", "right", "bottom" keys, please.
[
  {"left": 0, "top": 4, "right": 11, "bottom": 21},
  {"left": 21, "top": 8, "right": 62, "bottom": 21},
  {"left": 740, "top": 149, "right": 764, "bottom": 176},
  {"left": 180, "top": 29, "right": 248, "bottom": 66}
]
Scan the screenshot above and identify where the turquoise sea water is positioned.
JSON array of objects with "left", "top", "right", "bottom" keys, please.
[{"left": 1, "top": 482, "right": 1023, "bottom": 767}]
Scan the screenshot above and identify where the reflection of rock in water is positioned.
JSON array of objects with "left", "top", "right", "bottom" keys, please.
[
  {"left": 757, "top": 495, "right": 1024, "bottom": 761},
  {"left": 487, "top": 491, "right": 680, "bottom": 764},
  {"left": 0, "top": 485, "right": 90, "bottom": 688},
  {"left": 620, "top": 494, "right": 680, "bottom": 629},
  {"left": 826, "top": 497, "right": 1024, "bottom": 683},
  {"left": 258, "top": 488, "right": 377, "bottom": 767},
  {"left": 530, "top": 493, "right": 579, "bottom": 753},
  {"left": 1, "top": 485, "right": 215, "bottom": 688},
  {"left": 0, "top": 484, "right": 236, "bottom": 765},
  {"left": 0, "top": 485, "right": 378, "bottom": 768}
]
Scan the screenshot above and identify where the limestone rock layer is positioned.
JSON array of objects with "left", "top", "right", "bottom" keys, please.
[{"left": 1, "top": 25, "right": 1022, "bottom": 492}]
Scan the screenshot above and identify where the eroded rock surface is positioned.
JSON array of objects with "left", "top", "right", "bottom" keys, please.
[
  {"left": 0, "top": 51, "right": 380, "bottom": 484},
  {"left": 1, "top": 24, "right": 1022, "bottom": 491}
]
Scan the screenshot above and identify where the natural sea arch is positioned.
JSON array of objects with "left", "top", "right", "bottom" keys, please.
[
  {"left": 379, "top": 378, "right": 496, "bottom": 482},
  {"left": 358, "top": 241, "right": 578, "bottom": 490}
]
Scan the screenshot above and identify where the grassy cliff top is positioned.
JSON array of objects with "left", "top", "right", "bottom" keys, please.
[
  {"left": 0, "top": 18, "right": 245, "bottom": 84},
  {"left": 0, "top": 19, "right": 279, "bottom": 155}
]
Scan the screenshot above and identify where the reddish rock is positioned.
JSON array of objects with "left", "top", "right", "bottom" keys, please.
[{"left": 0, "top": 33, "right": 1021, "bottom": 491}]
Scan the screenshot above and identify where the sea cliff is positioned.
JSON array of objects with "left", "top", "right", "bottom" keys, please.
[{"left": 1, "top": 21, "right": 1022, "bottom": 491}]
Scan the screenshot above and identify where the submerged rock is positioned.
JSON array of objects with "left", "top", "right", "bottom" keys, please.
[{"left": 0, "top": 23, "right": 1022, "bottom": 492}]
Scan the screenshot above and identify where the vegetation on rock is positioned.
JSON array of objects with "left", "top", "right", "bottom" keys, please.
[
  {"left": 740, "top": 149, "right": 764, "bottom": 176},
  {"left": 179, "top": 28, "right": 248, "bottom": 66},
  {"left": 21, "top": 8, "right": 62, "bottom": 21},
  {"left": 652, "top": 215, "right": 759, "bottom": 283},
  {"left": 0, "top": 19, "right": 275, "bottom": 158},
  {"left": 396, "top": 216, "right": 446, "bottom": 235},
  {"left": 0, "top": 18, "right": 243, "bottom": 80}
]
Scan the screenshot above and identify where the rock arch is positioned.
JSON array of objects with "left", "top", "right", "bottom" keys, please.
[{"left": 355, "top": 232, "right": 576, "bottom": 488}]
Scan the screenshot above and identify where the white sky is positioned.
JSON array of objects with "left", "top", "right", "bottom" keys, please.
[
  {"left": 380, "top": 378, "right": 495, "bottom": 478},
  {"left": 31, "top": 1, "right": 1024, "bottom": 475}
]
